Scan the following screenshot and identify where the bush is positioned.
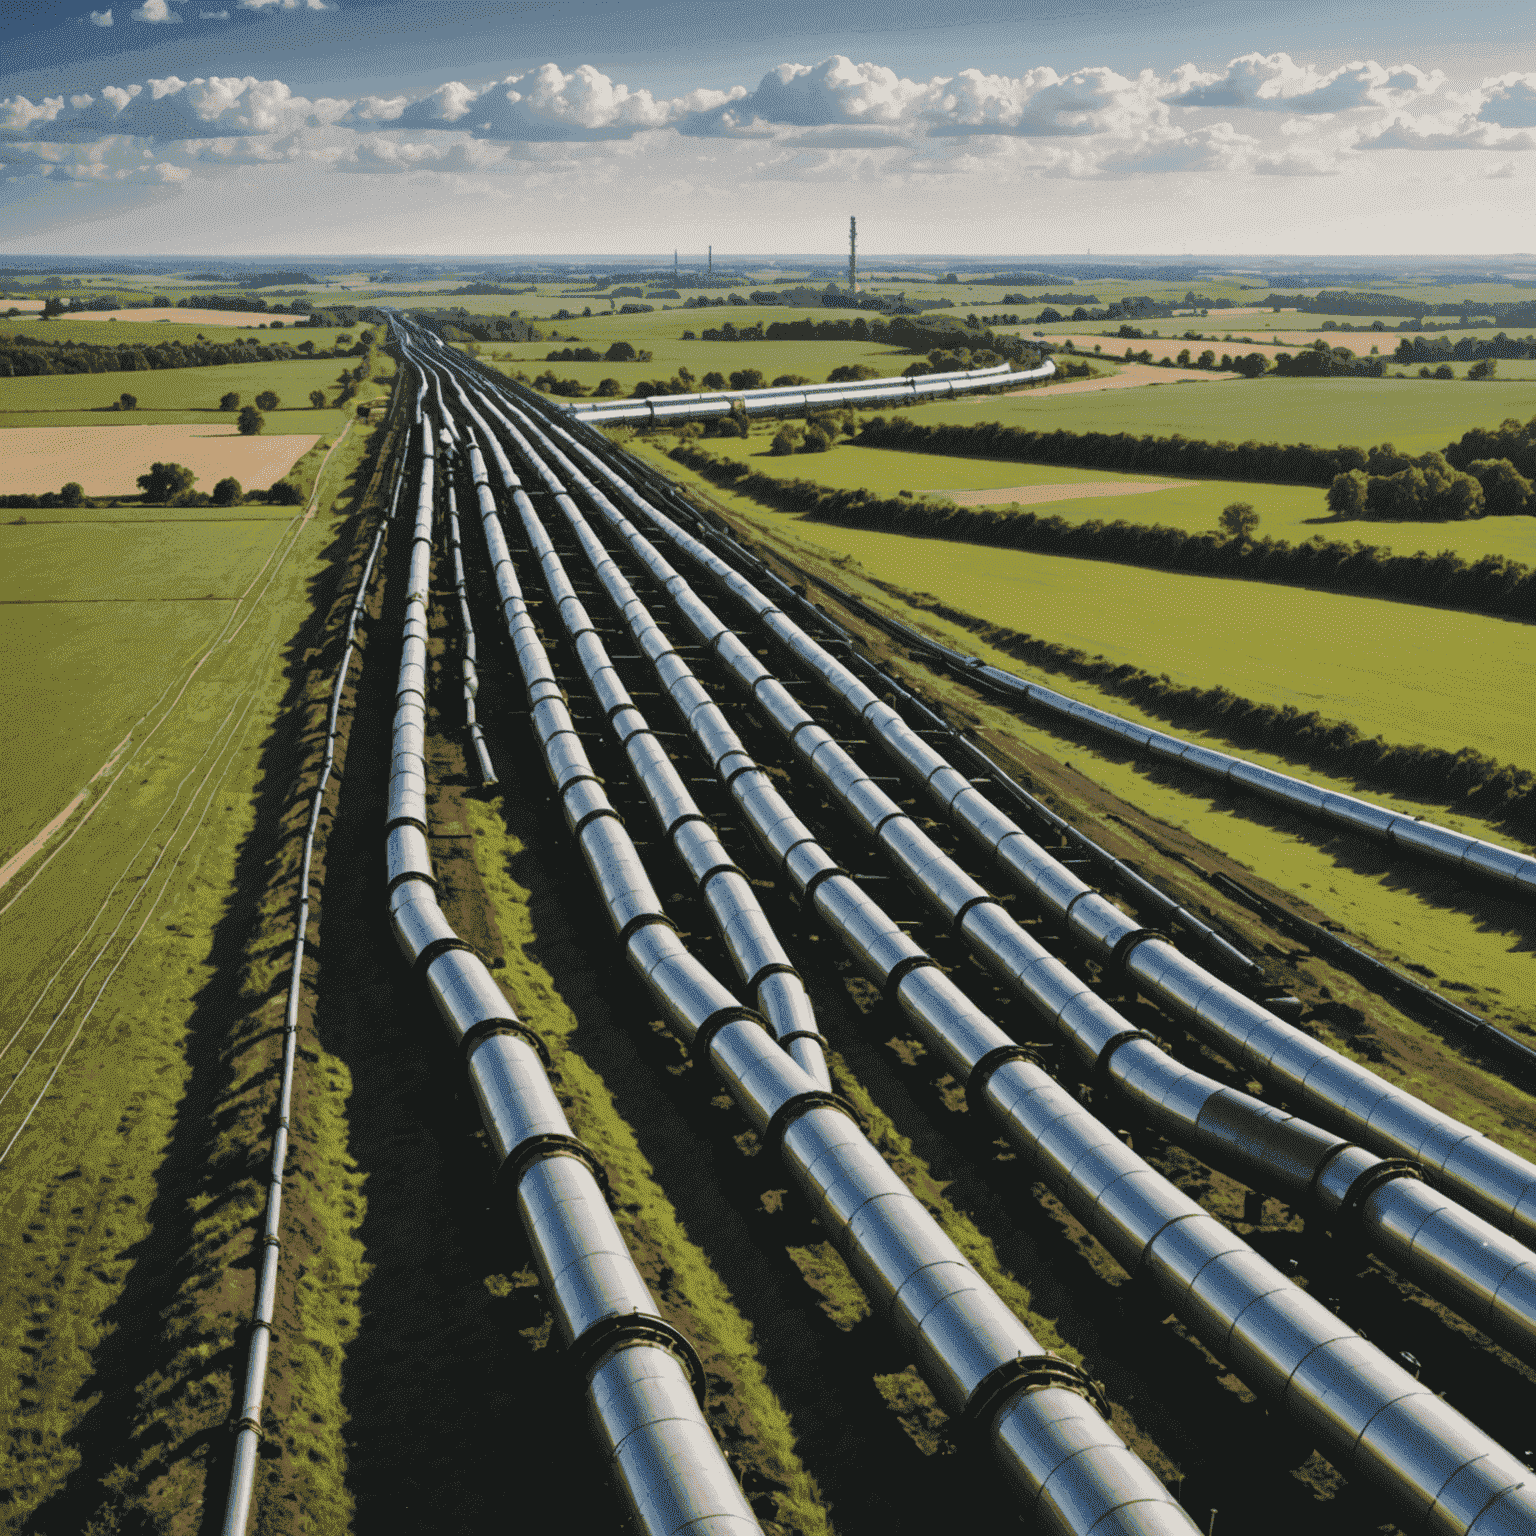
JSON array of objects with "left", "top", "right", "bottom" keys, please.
[
  {"left": 701, "top": 372, "right": 726, "bottom": 390},
  {"left": 1218, "top": 502, "right": 1259, "bottom": 538},
  {"left": 594, "top": 378, "right": 624, "bottom": 398},
  {"left": 728, "top": 369, "right": 766, "bottom": 391},
  {"left": 119, "top": 392, "right": 137, "bottom": 411},
  {"left": 266, "top": 481, "right": 303, "bottom": 505},
  {"left": 771, "top": 374, "right": 812, "bottom": 387},
  {"left": 220, "top": 391, "right": 240, "bottom": 411},
  {"left": 769, "top": 426, "right": 799, "bottom": 456},
  {"left": 798, "top": 426, "right": 833, "bottom": 453},
  {"left": 137, "top": 461, "right": 196, "bottom": 502},
  {"left": 237, "top": 405, "right": 264, "bottom": 435},
  {"left": 1465, "top": 459, "right": 1534, "bottom": 517},
  {"left": 309, "top": 390, "right": 326, "bottom": 409},
  {"left": 58, "top": 481, "right": 85, "bottom": 507},
  {"left": 1468, "top": 358, "right": 1499, "bottom": 380},
  {"left": 827, "top": 363, "right": 879, "bottom": 383},
  {"left": 604, "top": 341, "right": 638, "bottom": 362},
  {"left": 211, "top": 476, "right": 242, "bottom": 507},
  {"left": 254, "top": 390, "right": 279, "bottom": 411},
  {"left": 1433, "top": 364, "right": 1455, "bottom": 380}
]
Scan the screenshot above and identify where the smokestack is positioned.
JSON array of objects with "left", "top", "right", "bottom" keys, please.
[
  {"left": 708, "top": 244, "right": 712, "bottom": 275},
  {"left": 849, "top": 215, "right": 858, "bottom": 293}
]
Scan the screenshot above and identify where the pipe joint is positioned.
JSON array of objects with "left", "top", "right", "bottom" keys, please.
[{"left": 953, "top": 1353, "right": 1110, "bottom": 1446}]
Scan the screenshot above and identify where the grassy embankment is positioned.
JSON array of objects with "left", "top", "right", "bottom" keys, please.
[
  {"left": 654, "top": 430, "right": 1536, "bottom": 566},
  {"left": 0, "top": 360, "right": 398, "bottom": 1532}
]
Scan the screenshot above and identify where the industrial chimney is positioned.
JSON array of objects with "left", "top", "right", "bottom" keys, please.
[{"left": 848, "top": 216, "right": 858, "bottom": 293}]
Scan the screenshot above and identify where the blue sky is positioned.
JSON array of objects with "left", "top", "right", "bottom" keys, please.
[{"left": 3, "top": 1, "right": 1533, "bottom": 256}]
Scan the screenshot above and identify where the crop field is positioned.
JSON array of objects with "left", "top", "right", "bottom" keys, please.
[
  {"left": 0, "top": 423, "right": 320, "bottom": 497},
  {"left": 895, "top": 374, "right": 1536, "bottom": 453},
  {"left": 641, "top": 440, "right": 1535, "bottom": 770},
  {"left": 0, "top": 316, "right": 366, "bottom": 352}
]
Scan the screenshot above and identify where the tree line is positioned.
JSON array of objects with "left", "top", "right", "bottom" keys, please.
[
  {"left": 0, "top": 330, "right": 371, "bottom": 379},
  {"left": 667, "top": 441, "right": 1536, "bottom": 621}
]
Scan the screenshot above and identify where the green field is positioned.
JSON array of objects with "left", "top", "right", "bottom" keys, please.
[
  {"left": 652, "top": 430, "right": 1536, "bottom": 565},
  {"left": 645, "top": 443, "right": 1536, "bottom": 770},
  {"left": 0, "top": 356, "right": 360, "bottom": 427},
  {"left": 889, "top": 374, "right": 1536, "bottom": 454},
  {"left": 0, "top": 316, "right": 366, "bottom": 352}
]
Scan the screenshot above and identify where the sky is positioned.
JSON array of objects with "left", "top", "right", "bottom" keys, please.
[{"left": 2, "top": 0, "right": 1534, "bottom": 258}]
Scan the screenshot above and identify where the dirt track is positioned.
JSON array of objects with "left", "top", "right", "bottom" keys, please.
[
  {"left": 1, "top": 423, "right": 319, "bottom": 496},
  {"left": 1012, "top": 363, "right": 1240, "bottom": 395}
]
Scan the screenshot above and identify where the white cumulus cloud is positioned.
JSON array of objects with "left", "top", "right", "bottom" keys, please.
[
  {"left": 1167, "top": 53, "right": 1443, "bottom": 114},
  {"left": 89, "top": 10, "right": 114, "bottom": 25},
  {"left": 131, "top": 0, "right": 181, "bottom": 21}
]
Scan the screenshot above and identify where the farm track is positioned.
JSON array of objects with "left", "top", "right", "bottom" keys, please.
[{"left": 363, "top": 340, "right": 1536, "bottom": 1534}]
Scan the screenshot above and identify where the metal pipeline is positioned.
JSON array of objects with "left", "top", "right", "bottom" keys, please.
[
  {"left": 542, "top": 411, "right": 1536, "bottom": 1260},
  {"left": 450, "top": 372, "right": 1536, "bottom": 1535},
  {"left": 441, "top": 467, "right": 497, "bottom": 785},
  {"left": 382, "top": 376, "right": 761, "bottom": 1536},
  {"left": 451, "top": 367, "right": 1201, "bottom": 1536}
]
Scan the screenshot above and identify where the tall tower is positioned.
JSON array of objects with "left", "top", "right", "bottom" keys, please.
[
  {"left": 708, "top": 245, "right": 713, "bottom": 276},
  {"left": 848, "top": 216, "right": 858, "bottom": 293}
]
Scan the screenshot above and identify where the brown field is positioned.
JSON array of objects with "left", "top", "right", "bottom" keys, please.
[
  {"left": 17, "top": 306, "right": 294, "bottom": 328},
  {"left": 2, "top": 299, "right": 45, "bottom": 313},
  {"left": 1016, "top": 363, "right": 1241, "bottom": 395},
  {"left": 1053, "top": 334, "right": 1291, "bottom": 362},
  {"left": 933, "top": 478, "right": 1197, "bottom": 506},
  {"left": 0, "top": 423, "right": 319, "bottom": 496}
]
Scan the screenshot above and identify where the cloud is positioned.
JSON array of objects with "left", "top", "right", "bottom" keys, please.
[
  {"left": 131, "top": 0, "right": 181, "bottom": 21},
  {"left": 344, "top": 63, "right": 742, "bottom": 141},
  {"left": 1478, "top": 74, "right": 1536, "bottom": 129},
  {"left": 200, "top": 9, "right": 229, "bottom": 16},
  {"left": 238, "top": 0, "right": 330, "bottom": 8},
  {"left": 1167, "top": 53, "right": 1443, "bottom": 114},
  {"left": 89, "top": 10, "right": 113, "bottom": 24},
  {"left": 1356, "top": 114, "right": 1536, "bottom": 152}
]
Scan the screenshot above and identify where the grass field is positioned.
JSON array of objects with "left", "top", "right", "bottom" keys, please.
[
  {"left": 650, "top": 429, "right": 1536, "bottom": 564},
  {"left": 642, "top": 440, "right": 1536, "bottom": 771},
  {"left": 0, "top": 316, "right": 367, "bottom": 353},
  {"left": 892, "top": 374, "right": 1536, "bottom": 454},
  {"left": 0, "top": 357, "right": 359, "bottom": 430}
]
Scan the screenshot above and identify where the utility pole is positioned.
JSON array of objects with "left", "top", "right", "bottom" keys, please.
[{"left": 848, "top": 215, "right": 858, "bottom": 293}]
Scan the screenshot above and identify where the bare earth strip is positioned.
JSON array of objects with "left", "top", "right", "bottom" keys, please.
[
  {"left": 9, "top": 306, "right": 294, "bottom": 328},
  {"left": 1013, "top": 363, "right": 1242, "bottom": 395},
  {"left": 1050, "top": 334, "right": 1292, "bottom": 362},
  {"left": 930, "top": 479, "right": 1198, "bottom": 507},
  {"left": 0, "top": 424, "right": 319, "bottom": 496}
]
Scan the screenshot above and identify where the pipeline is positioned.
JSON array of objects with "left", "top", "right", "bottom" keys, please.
[
  {"left": 439, "top": 356, "right": 1536, "bottom": 1533},
  {"left": 539, "top": 402, "right": 1536, "bottom": 1260},
  {"left": 439, "top": 437, "right": 498, "bottom": 785},
  {"left": 222, "top": 383, "right": 403, "bottom": 1536},
  {"left": 446, "top": 358, "right": 1203, "bottom": 1536},
  {"left": 382, "top": 372, "right": 762, "bottom": 1536}
]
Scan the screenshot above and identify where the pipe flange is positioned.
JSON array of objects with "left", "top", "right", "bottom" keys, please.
[
  {"left": 951, "top": 893, "right": 1001, "bottom": 933},
  {"left": 951, "top": 1353, "right": 1110, "bottom": 1447},
  {"left": 883, "top": 954, "right": 940, "bottom": 999},
  {"left": 1339, "top": 1157, "right": 1422, "bottom": 1227},
  {"left": 616, "top": 911, "right": 678, "bottom": 949},
  {"left": 462, "top": 1017, "right": 552, "bottom": 1069},
  {"left": 691, "top": 1006, "right": 770, "bottom": 1070},
  {"left": 567, "top": 1312, "right": 707, "bottom": 1406},
  {"left": 497, "top": 1131, "right": 611, "bottom": 1202},
  {"left": 774, "top": 1029, "right": 829, "bottom": 1053},
  {"left": 1109, "top": 927, "right": 1172, "bottom": 970},
  {"left": 965, "top": 1044, "right": 1044, "bottom": 1119},
  {"left": 799, "top": 863, "right": 849, "bottom": 907},
  {"left": 412, "top": 936, "right": 473, "bottom": 976},
  {"left": 761, "top": 1089, "right": 862, "bottom": 1159},
  {"left": 1091, "top": 1029, "right": 1156, "bottom": 1093}
]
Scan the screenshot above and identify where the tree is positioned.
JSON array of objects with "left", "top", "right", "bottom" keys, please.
[
  {"left": 798, "top": 425, "right": 833, "bottom": 453},
  {"left": 220, "top": 391, "right": 240, "bottom": 411},
  {"left": 1327, "top": 470, "right": 1369, "bottom": 518},
  {"left": 728, "top": 369, "right": 765, "bottom": 391},
  {"left": 254, "top": 390, "right": 279, "bottom": 411},
  {"left": 1468, "top": 358, "right": 1498, "bottom": 381},
  {"left": 119, "top": 392, "right": 137, "bottom": 411},
  {"left": 771, "top": 374, "right": 812, "bottom": 387},
  {"left": 827, "top": 363, "right": 878, "bottom": 383},
  {"left": 137, "top": 462, "right": 196, "bottom": 503},
  {"left": 1433, "top": 364, "right": 1455, "bottom": 380},
  {"left": 1218, "top": 501, "right": 1259, "bottom": 538},
  {"left": 769, "top": 426, "right": 799, "bottom": 456},
  {"left": 238, "top": 405, "right": 264, "bottom": 436},
  {"left": 594, "top": 377, "right": 624, "bottom": 397},
  {"left": 211, "top": 477, "right": 243, "bottom": 507},
  {"left": 604, "top": 340, "right": 637, "bottom": 362},
  {"left": 41, "top": 296, "right": 65, "bottom": 319},
  {"left": 58, "top": 481, "right": 85, "bottom": 507},
  {"left": 310, "top": 390, "right": 327, "bottom": 409},
  {"left": 701, "top": 371, "right": 726, "bottom": 390},
  {"left": 1465, "top": 459, "right": 1532, "bottom": 517}
]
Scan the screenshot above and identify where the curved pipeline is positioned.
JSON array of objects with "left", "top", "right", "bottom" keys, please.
[{"left": 382, "top": 365, "right": 762, "bottom": 1536}]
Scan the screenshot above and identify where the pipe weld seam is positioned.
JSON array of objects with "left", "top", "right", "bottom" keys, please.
[
  {"left": 497, "top": 1131, "right": 611, "bottom": 1203},
  {"left": 762, "top": 1089, "right": 862, "bottom": 1161},
  {"left": 386, "top": 867, "right": 437, "bottom": 896},
  {"left": 775, "top": 1029, "right": 829, "bottom": 1052},
  {"left": 697, "top": 860, "right": 749, "bottom": 893},
  {"left": 952, "top": 1353, "right": 1110, "bottom": 1446},
  {"left": 566, "top": 801, "right": 620, "bottom": 840},
  {"left": 1091, "top": 1028, "right": 1156, "bottom": 1086},
  {"left": 232, "top": 1417, "right": 264, "bottom": 1439},
  {"left": 964, "top": 1044, "right": 1045, "bottom": 1119},
  {"left": 663, "top": 810, "right": 708, "bottom": 842},
  {"left": 463, "top": 1017, "right": 552, "bottom": 1068},
  {"left": 799, "top": 863, "right": 849, "bottom": 906},
  {"left": 566, "top": 1312, "right": 708, "bottom": 1406},
  {"left": 721, "top": 759, "right": 761, "bottom": 791},
  {"left": 1062, "top": 888, "right": 1099, "bottom": 921},
  {"left": 742, "top": 960, "right": 799, "bottom": 993}
]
